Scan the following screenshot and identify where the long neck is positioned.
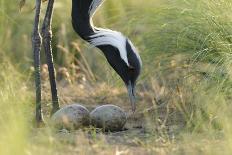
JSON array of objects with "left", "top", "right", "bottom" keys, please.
[
  {"left": 71, "top": 0, "right": 96, "bottom": 40},
  {"left": 71, "top": 0, "right": 128, "bottom": 64}
]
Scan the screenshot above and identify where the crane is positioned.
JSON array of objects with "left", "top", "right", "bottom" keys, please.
[{"left": 32, "top": 0, "right": 142, "bottom": 126}]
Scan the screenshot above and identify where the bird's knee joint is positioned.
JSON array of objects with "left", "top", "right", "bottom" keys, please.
[{"left": 41, "top": 27, "right": 52, "bottom": 39}]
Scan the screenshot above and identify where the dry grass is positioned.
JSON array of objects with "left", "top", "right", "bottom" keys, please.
[{"left": 29, "top": 53, "right": 230, "bottom": 155}]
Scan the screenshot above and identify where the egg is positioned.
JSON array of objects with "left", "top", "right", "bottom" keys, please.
[
  {"left": 90, "top": 105, "right": 127, "bottom": 131},
  {"left": 51, "top": 104, "right": 90, "bottom": 130}
]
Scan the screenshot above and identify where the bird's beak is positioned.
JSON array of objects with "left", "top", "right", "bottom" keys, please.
[{"left": 127, "top": 81, "right": 136, "bottom": 112}]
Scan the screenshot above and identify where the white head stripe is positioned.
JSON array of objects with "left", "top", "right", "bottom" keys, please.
[
  {"left": 89, "top": 29, "right": 129, "bottom": 66},
  {"left": 89, "top": 0, "right": 104, "bottom": 17}
]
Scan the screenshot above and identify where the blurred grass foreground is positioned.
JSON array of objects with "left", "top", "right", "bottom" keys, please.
[{"left": 1, "top": 0, "right": 232, "bottom": 154}]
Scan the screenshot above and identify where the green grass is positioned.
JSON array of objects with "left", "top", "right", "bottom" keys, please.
[
  {"left": 0, "top": 61, "right": 32, "bottom": 155},
  {"left": 1, "top": 0, "right": 232, "bottom": 154}
]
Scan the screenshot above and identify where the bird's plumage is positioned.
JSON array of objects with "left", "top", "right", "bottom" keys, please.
[
  {"left": 71, "top": 0, "right": 142, "bottom": 111},
  {"left": 89, "top": 28, "right": 129, "bottom": 66}
]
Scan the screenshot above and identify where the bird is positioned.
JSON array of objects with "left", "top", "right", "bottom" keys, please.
[
  {"left": 32, "top": 0, "right": 142, "bottom": 126},
  {"left": 71, "top": 0, "right": 142, "bottom": 112}
]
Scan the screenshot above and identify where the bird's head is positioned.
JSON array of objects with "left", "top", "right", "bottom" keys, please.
[
  {"left": 90, "top": 30, "right": 142, "bottom": 112},
  {"left": 107, "top": 42, "right": 141, "bottom": 112},
  {"left": 122, "top": 39, "right": 142, "bottom": 112}
]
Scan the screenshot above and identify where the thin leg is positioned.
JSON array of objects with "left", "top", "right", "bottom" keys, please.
[
  {"left": 41, "top": 0, "right": 60, "bottom": 115},
  {"left": 32, "top": 0, "right": 44, "bottom": 125}
]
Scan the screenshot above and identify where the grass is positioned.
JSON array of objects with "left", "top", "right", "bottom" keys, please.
[{"left": 1, "top": 0, "right": 232, "bottom": 154}]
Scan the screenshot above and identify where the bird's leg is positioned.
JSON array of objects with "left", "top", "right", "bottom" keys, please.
[
  {"left": 41, "top": 0, "right": 60, "bottom": 115},
  {"left": 32, "top": 0, "right": 44, "bottom": 125}
]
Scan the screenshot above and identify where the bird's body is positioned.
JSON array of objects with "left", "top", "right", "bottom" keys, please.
[{"left": 32, "top": 0, "right": 142, "bottom": 125}]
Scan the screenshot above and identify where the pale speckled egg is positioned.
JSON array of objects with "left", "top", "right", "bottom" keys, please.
[
  {"left": 51, "top": 104, "right": 90, "bottom": 130},
  {"left": 90, "top": 105, "right": 127, "bottom": 131}
]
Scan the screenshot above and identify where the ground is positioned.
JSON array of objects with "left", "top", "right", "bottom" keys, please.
[{"left": 29, "top": 53, "right": 227, "bottom": 155}]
